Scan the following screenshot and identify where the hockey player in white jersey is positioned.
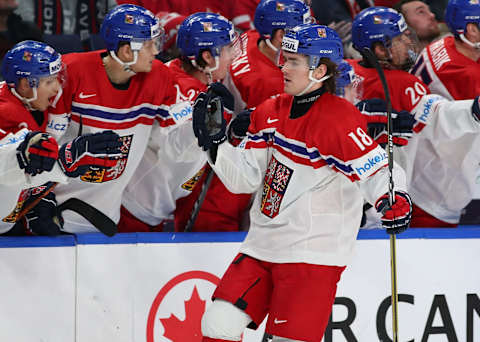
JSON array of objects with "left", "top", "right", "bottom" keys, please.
[
  {"left": 0, "top": 40, "right": 122, "bottom": 235},
  {"left": 409, "top": 0, "right": 480, "bottom": 226},
  {"left": 351, "top": 6, "right": 480, "bottom": 228},
  {"left": 194, "top": 24, "right": 412, "bottom": 342}
]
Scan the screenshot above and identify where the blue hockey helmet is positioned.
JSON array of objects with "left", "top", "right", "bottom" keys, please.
[
  {"left": 445, "top": 0, "right": 480, "bottom": 36},
  {"left": 2, "top": 40, "right": 62, "bottom": 88},
  {"left": 282, "top": 24, "right": 343, "bottom": 68},
  {"left": 101, "top": 4, "right": 161, "bottom": 52},
  {"left": 352, "top": 6, "right": 408, "bottom": 51},
  {"left": 254, "top": 0, "right": 312, "bottom": 38},
  {"left": 336, "top": 60, "right": 354, "bottom": 89},
  {"left": 177, "top": 12, "right": 236, "bottom": 59}
]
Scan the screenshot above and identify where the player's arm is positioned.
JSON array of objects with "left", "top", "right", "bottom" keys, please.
[
  {"left": 192, "top": 85, "right": 269, "bottom": 194},
  {"left": 410, "top": 94, "right": 480, "bottom": 140},
  {"left": 326, "top": 108, "right": 411, "bottom": 233}
]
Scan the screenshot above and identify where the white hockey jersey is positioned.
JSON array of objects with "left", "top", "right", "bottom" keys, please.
[
  {"left": 211, "top": 91, "right": 407, "bottom": 266},
  {"left": 46, "top": 51, "right": 178, "bottom": 233}
]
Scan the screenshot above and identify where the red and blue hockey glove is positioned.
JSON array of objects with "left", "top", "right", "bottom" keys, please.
[
  {"left": 356, "top": 98, "right": 416, "bottom": 148},
  {"left": 24, "top": 192, "right": 63, "bottom": 236},
  {"left": 58, "top": 130, "right": 123, "bottom": 178},
  {"left": 193, "top": 88, "right": 227, "bottom": 152},
  {"left": 16, "top": 132, "right": 59, "bottom": 176},
  {"left": 375, "top": 191, "right": 412, "bottom": 234}
]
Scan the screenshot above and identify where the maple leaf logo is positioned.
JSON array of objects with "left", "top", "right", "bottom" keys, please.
[{"left": 160, "top": 286, "right": 206, "bottom": 341}]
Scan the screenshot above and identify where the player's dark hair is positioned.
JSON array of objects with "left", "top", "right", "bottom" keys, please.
[
  {"left": 318, "top": 57, "right": 338, "bottom": 94},
  {"left": 180, "top": 48, "right": 210, "bottom": 73},
  {"left": 393, "top": 0, "right": 424, "bottom": 14}
]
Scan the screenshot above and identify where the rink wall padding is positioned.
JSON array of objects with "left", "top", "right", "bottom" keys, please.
[{"left": 0, "top": 228, "right": 479, "bottom": 342}]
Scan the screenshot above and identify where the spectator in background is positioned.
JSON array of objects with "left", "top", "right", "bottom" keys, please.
[
  {"left": 394, "top": 0, "right": 441, "bottom": 50},
  {"left": 14, "top": 0, "right": 117, "bottom": 50},
  {"left": 310, "top": 0, "right": 374, "bottom": 58},
  {"left": 0, "top": 0, "right": 42, "bottom": 61},
  {"left": 156, "top": 11, "right": 186, "bottom": 63}
]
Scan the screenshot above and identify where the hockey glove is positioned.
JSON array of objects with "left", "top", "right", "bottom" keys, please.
[
  {"left": 375, "top": 191, "right": 412, "bottom": 234},
  {"left": 192, "top": 88, "right": 227, "bottom": 151},
  {"left": 228, "top": 109, "right": 252, "bottom": 141},
  {"left": 356, "top": 98, "right": 416, "bottom": 148},
  {"left": 24, "top": 192, "right": 63, "bottom": 236},
  {"left": 58, "top": 130, "right": 123, "bottom": 178},
  {"left": 16, "top": 131, "right": 59, "bottom": 176},
  {"left": 208, "top": 82, "right": 235, "bottom": 112}
]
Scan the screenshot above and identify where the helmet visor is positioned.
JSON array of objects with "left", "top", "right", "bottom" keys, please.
[{"left": 390, "top": 29, "right": 420, "bottom": 70}]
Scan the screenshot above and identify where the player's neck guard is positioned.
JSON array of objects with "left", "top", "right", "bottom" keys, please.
[{"left": 290, "top": 86, "right": 325, "bottom": 118}]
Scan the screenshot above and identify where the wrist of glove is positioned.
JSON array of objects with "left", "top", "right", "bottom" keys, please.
[
  {"left": 16, "top": 132, "right": 59, "bottom": 176},
  {"left": 193, "top": 89, "right": 228, "bottom": 151},
  {"left": 207, "top": 82, "right": 235, "bottom": 113},
  {"left": 356, "top": 98, "right": 416, "bottom": 148},
  {"left": 24, "top": 192, "right": 63, "bottom": 236},
  {"left": 58, "top": 130, "right": 123, "bottom": 178},
  {"left": 375, "top": 191, "right": 412, "bottom": 234}
]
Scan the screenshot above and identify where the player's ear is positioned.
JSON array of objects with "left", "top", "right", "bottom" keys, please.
[
  {"left": 465, "top": 22, "right": 480, "bottom": 40},
  {"left": 271, "top": 29, "right": 285, "bottom": 49},
  {"left": 201, "top": 50, "right": 215, "bottom": 68},
  {"left": 312, "top": 63, "right": 327, "bottom": 80},
  {"left": 117, "top": 43, "right": 133, "bottom": 62},
  {"left": 16, "top": 78, "right": 32, "bottom": 97},
  {"left": 373, "top": 43, "right": 389, "bottom": 60}
]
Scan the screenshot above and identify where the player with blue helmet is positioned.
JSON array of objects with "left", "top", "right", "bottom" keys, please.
[
  {"left": 197, "top": 23, "right": 411, "bottom": 341},
  {"left": 101, "top": 4, "right": 163, "bottom": 74},
  {"left": 176, "top": 12, "right": 238, "bottom": 83},
  {"left": 445, "top": 0, "right": 480, "bottom": 49},
  {"left": 254, "top": 0, "right": 312, "bottom": 55},
  {"left": 336, "top": 60, "right": 363, "bottom": 104},
  {"left": 352, "top": 6, "right": 419, "bottom": 71},
  {"left": 224, "top": 0, "right": 312, "bottom": 112},
  {"left": 281, "top": 23, "right": 343, "bottom": 95},
  {"left": 2, "top": 40, "right": 63, "bottom": 111}
]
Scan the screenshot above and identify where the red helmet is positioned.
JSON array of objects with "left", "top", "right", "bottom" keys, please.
[{"left": 156, "top": 11, "right": 187, "bottom": 50}]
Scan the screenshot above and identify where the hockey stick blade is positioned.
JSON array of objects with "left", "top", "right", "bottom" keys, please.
[{"left": 58, "top": 198, "right": 117, "bottom": 237}]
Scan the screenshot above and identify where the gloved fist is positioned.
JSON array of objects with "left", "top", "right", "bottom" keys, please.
[
  {"left": 58, "top": 130, "right": 123, "bottom": 178},
  {"left": 193, "top": 88, "right": 227, "bottom": 151},
  {"left": 229, "top": 109, "right": 252, "bottom": 140},
  {"left": 16, "top": 131, "right": 59, "bottom": 176},
  {"left": 375, "top": 191, "right": 412, "bottom": 234},
  {"left": 207, "top": 82, "right": 235, "bottom": 112},
  {"left": 356, "top": 98, "right": 416, "bottom": 148},
  {"left": 24, "top": 192, "right": 63, "bottom": 236}
]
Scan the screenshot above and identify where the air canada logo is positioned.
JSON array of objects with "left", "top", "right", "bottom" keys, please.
[{"left": 146, "top": 271, "right": 220, "bottom": 342}]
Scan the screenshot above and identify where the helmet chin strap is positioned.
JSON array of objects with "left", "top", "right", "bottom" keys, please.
[
  {"left": 192, "top": 56, "right": 220, "bottom": 84},
  {"left": 296, "top": 71, "right": 331, "bottom": 96},
  {"left": 460, "top": 33, "right": 480, "bottom": 49},
  {"left": 266, "top": 38, "right": 282, "bottom": 65},
  {"left": 109, "top": 50, "right": 138, "bottom": 74},
  {"left": 11, "top": 87, "right": 37, "bottom": 110}
]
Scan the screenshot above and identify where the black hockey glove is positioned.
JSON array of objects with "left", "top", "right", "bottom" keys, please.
[
  {"left": 375, "top": 191, "right": 412, "bottom": 234},
  {"left": 356, "top": 98, "right": 416, "bottom": 148},
  {"left": 229, "top": 109, "right": 252, "bottom": 140},
  {"left": 16, "top": 131, "right": 59, "bottom": 176},
  {"left": 192, "top": 88, "right": 228, "bottom": 151},
  {"left": 208, "top": 82, "right": 235, "bottom": 112},
  {"left": 24, "top": 192, "right": 63, "bottom": 236},
  {"left": 58, "top": 130, "right": 123, "bottom": 178}
]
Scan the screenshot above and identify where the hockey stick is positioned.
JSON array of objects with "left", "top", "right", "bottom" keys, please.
[
  {"left": 362, "top": 47, "right": 399, "bottom": 342},
  {"left": 184, "top": 165, "right": 214, "bottom": 232}
]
